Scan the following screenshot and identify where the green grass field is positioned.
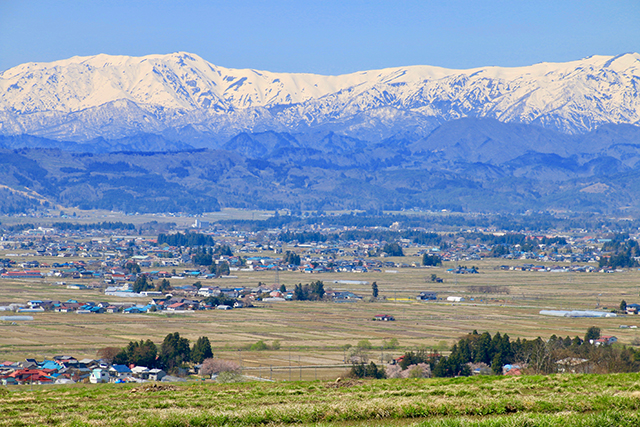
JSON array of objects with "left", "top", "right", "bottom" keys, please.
[{"left": 3, "top": 373, "right": 640, "bottom": 426}]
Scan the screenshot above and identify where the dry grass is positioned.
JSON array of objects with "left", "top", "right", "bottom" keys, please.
[{"left": 2, "top": 257, "right": 640, "bottom": 378}]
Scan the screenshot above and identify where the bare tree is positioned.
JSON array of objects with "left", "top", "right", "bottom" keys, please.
[{"left": 96, "top": 347, "right": 121, "bottom": 364}]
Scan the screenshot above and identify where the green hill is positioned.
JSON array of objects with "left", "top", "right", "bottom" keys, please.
[{"left": 4, "top": 373, "right": 640, "bottom": 426}]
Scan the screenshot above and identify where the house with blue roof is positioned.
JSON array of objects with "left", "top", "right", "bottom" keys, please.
[
  {"left": 109, "top": 364, "right": 132, "bottom": 378},
  {"left": 39, "top": 360, "right": 62, "bottom": 371}
]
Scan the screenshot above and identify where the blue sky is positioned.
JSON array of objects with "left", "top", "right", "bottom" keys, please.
[{"left": 1, "top": 0, "right": 639, "bottom": 75}]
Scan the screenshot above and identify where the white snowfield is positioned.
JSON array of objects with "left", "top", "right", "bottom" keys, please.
[{"left": 1, "top": 52, "right": 639, "bottom": 140}]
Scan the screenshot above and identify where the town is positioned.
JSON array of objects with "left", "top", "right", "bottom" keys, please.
[{"left": 2, "top": 212, "right": 640, "bottom": 387}]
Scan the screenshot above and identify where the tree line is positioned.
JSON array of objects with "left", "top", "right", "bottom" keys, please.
[
  {"left": 599, "top": 234, "right": 639, "bottom": 269},
  {"left": 400, "top": 328, "right": 640, "bottom": 377},
  {"left": 292, "top": 281, "right": 325, "bottom": 301},
  {"left": 98, "top": 333, "right": 213, "bottom": 374}
]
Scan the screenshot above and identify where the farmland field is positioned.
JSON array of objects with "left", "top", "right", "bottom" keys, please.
[{"left": 2, "top": 254, "right": 640, "bottom": 379}]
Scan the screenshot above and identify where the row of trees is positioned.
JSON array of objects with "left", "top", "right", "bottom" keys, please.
[
  {"left": 422, "top": 254, "right": 442, "bottom": 266},
  {"left": 283, "top": 251, "right": 301, "bottom": 265},
  {"left": 278, "top": 231, "right": 328, "bottom": 244},
  {"left": 599, "top": 235, "right": 639, "bottom": 268},
  {"left": 292, "top": 281, "right": 325, "bottom": 301},
  {"left": 381, "top": 243, "right": 403, "bottom": 257},
  {"left": 192, "top": 245, "right": 233, "bottom": 264},
  {"left": 99, "top": 333, "right": 213, "bottom": 373},
  {"left": 396, "top": 328, "right": 640, "bottom": 378},
  {"left": 347, "top": 327, "right": 640, "bottom": 381}
]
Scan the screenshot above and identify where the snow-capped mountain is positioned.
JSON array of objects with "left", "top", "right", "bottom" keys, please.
[{"left": 1, "top": 52, "right": 639, "bottom": 143}]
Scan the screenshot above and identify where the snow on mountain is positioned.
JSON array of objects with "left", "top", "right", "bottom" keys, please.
[{"left": 1, "top": 52, "right": 639, "bottom": 142}]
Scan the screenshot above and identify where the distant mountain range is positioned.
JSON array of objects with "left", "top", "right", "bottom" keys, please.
[
  {"left": 2, "top": 53, "right": 640, "bottom": 215},
  {"left": 1, "top": 52, "right": 639, "bottom": 144},
  {"left": 2, "top": 118, "right": 640, "bottom": 215}
]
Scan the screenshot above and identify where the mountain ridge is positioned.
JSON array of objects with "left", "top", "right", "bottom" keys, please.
[
  {"left": 2, "top": 52, "right": 640, "bottom": 142},
  {"left": 3, "top": 119, "right": 640, "bottom": 215}
]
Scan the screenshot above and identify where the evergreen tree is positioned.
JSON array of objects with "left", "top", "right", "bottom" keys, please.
[
  {"left": 423, "top": 254, "right": 442, "bottom": 266},
  {"left": 159, "top": 332, "right": 191, "bottom": 370},
  {"left": 214, "top": 245, "right": 233, "bottom": 256},
  {"left": 210, "top": 261, "right": 231, "bottom": 277},
  {"left": 349, "top": 361, "right": 386, "bottom": 379},
  {"left": 372, "top": 282, "right": 379, "bottom": 298},
  {"left": 309, "top": 280, "right": 325, "bottom": 300},
  {"left": 293, "top": 284, "right": 307, "bottom": 300},
  {"left": 193, "top": 251, "right": 213, "bottom": 266},
  {"left": 284, "top": 251, "right": 301, "bottom": 265},
  {"left": 157, "top": 278, "right": 172, "bottom": 292},
  {"left": 474, "top": 332, "right": 493, "bottom": 364},
  {"left": 491, "top": 353, "right": 503, "bottom": 375},
  {"left": 113, "top": 339, "right": 157, "bottom": 368},
  {"left": 191, "top": 336, "right": 213, "bottom": 364},
  {"left": 585, "top": 326, "right": 601, "bottom": 343},
  {"left": 382, "top": 242, "right": 404, "bottom": 256},
  {"left": 432, "top": 357, "right": 452, "bottom": 377},
  {"left": 133, "top": 275, "right": 153, "bottom": 293}
]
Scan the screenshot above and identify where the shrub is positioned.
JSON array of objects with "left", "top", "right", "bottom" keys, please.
[
  {"left": 250, "top": 340, "right": 269, "bottom": 351},
  {"left": 216, "top": 371, "right": 243, "bottom": 383},
  {"left": 349, "top": 361, "right": 386, "bottom": 379},
  {"left": 357, "top": 339, "right": 373, "bottom": 350},
  {"left": 383, "top": 338, "right": 399, "bottom": 349}
]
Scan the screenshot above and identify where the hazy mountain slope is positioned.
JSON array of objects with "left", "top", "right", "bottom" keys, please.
[
  {"left": 2, "top": 52, "right": 639, "bottom": 143},
  {"left": 2, "top": 121, "right": 640, "bottom": 215},
  {"left": 408, "top": 118, "right": 577, "bottom": 164}
]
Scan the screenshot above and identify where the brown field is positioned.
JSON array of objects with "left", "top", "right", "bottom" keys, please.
[{"left": 2, "top": 251, "right": 639, "bottom": 380}]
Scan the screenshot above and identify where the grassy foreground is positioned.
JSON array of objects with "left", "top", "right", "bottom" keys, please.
[{"left": 3, "top": 373, "right": 640, "bottom": 426}]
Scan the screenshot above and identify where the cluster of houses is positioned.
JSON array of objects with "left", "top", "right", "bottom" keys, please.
[
  {"left": 0, "top": 220, "right": 636, "bottom": 286},
  {"left": 2, "top": 297, "right": 245, "bottom": 315},
  {"left": 497, "top": 264, "right": 618, "bottom": 274},
  {"left": 0, "top": 356, "right": 170, "bottom": 386},
  {"left": 1, "top": 282, "right": 368, "bottom": 314}
]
